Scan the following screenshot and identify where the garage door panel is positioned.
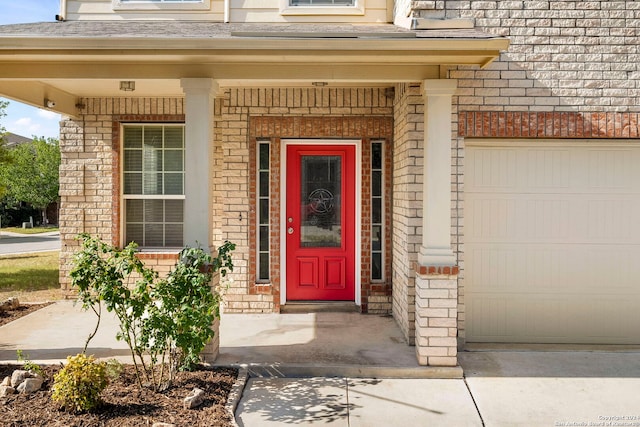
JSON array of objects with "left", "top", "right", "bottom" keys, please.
[
  {"left": 467, "top": 144, "right": 640, "bottom": 344},
  {"left": 468, "top": 194, "right": 640, "bottom": 244},
  {"left": 468, "top": 147, "right": 640, "bottom": 194},
  {"left": 468, "top": 243, "right": 640, "bottom": 293},
  {"left": 468, "top": 294, "right": 639, "bottom": 344}
]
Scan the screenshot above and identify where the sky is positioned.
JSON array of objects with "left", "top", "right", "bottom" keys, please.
[{"left": 1, "top": 0, "right": 62, "bottom": 140}]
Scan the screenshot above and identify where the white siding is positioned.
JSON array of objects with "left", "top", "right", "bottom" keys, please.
[
  {"left": 230, "top": 0, "right": 388, "bottom": 23},
  {"left": 466, "top": 143, "right": 640, "bottom": 344},
  {"left": 65, "top": 0, "right": 388, "bottom": 22},
  {"left": 66, "top": 0, "right": 224, "bottom": 20}
]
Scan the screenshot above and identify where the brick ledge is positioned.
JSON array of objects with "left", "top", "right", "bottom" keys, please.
[
  {"left": 414, "top": 263, "right": 459, "bottom": 276},
  {"left": 459, "top": 111, "right": 640, "bottom": 139}
]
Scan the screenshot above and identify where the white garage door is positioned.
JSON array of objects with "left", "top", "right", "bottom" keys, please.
[{"left": 466, "top": 143, "right": 640, "bottom": 344}]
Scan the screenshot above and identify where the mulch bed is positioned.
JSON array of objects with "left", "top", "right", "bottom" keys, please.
[
  {"left": 0, "top": 364, "right": 238, "bottom": 426},
  {"left": 0, "top": 303, "right": 52, "bottom": 328}
]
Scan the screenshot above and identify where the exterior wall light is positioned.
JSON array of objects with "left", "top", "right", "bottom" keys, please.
[{"left": 120, "top": 81, "right": 136, "bottom": 92}]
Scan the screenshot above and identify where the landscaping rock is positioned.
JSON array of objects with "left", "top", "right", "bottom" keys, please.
[
  {"left": 17, "top": 377, "right": 43, "bottom": 394},
  {"left": 10, "top": 370, "right": 30, "bottom": 388},
  {"left": 8, "top": 370, "right": 43, "bottom": 394},
  {"left": 0, "top": 297, "right": 19, "bottom": 312},
  {"left": 0, "top": 385, "right": 16, "bottom": 397},
  {"left": 1, "top": 376, "right": 10, "bottom": 386},
  {"left": 183, "top": 387, "right": 205, "bottom": 409}
]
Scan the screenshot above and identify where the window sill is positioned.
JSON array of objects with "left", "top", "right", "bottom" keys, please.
[
  {"left": 135, "top": 250, "right": 181, "bottom": 260},
  {"left": 280, "top": 1, "right": 365, "bottom": 16}
]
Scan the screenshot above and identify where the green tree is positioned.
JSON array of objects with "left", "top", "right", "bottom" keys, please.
[
  {"left": 0, "top": 100, "right": 10, "bottom": 198},
  {"left": 0, "top": 137, "right": 60, "bottom": 225}
]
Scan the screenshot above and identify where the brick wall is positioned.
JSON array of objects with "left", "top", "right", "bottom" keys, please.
[
  {"left": 218, "top": 87, "right": 395, "bottom": 313},
  {"left": 58, "top": 98, "right": 185, "bottom": 294},
  {"left": 391, "top": 83, "right": 425, "bottom": 344},
  {"left": 440, "top": 1, "right": 640, "bottom": 342},
  {"left": 447, "top": 1, "right": 639, "bottom": 113}
]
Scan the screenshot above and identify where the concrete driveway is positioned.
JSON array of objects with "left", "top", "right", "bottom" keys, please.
[{"left": 0, "top": 231, "right": 60, "bottom": 255}]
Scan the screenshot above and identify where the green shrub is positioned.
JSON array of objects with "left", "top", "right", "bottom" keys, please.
[
  {"left": 52, "top": 354, "right": 110, "bottom": 412},
  {"left": 71, "top": 234, "right": 235, "bottom": 391},
  {"left": 16, "top": 349, "right": 43, "bottom": 376}
]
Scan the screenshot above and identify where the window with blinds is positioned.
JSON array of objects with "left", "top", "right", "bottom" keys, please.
[
  {"left": 122, "top": 124, "right": 185, "bottom": 248},
  {"left": 290, "top": 0, "right": 354, "bottom": 4}
]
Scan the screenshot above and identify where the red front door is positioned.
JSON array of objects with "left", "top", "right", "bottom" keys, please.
[{"left": 286, "top": 144, "right": 356, "bottom": 301}]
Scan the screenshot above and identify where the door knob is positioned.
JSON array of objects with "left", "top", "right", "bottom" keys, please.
[{"left": 288, "top": 227, "right": 294, "bottom": 235}]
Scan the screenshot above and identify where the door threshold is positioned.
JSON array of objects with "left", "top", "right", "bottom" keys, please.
[{"left": 281, "top": 302, "right": 360, "bottom": 314}]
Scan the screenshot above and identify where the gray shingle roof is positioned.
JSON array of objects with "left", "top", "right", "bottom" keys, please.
[
  {"left": 0, "top": 21, "right": 500, "bottom": 41},
  {"left": 3, "top": 132, "right": 32, "bottom": 148}
]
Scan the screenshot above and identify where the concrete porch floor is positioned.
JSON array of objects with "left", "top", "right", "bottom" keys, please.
[
  {"left": 215, "top": 312, "right": 461, "bottom": 378},
  {"left": 0, "top": 301, "right": 460, "bottom": 378}
]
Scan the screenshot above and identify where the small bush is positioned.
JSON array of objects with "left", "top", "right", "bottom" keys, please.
[
  {"left": 16, "top": 349, "right": 43, "bottom": 376},
  {"left": 52, "top": 354, "right": 110, "bottom": 412}
]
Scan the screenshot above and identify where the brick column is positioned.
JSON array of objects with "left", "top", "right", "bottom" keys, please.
[
  {"left": 201, "top": 317, "right": 220, "bottom": 363},
  {"left": 415, "top": 79, "right": 459, "bottom": 366},
  {"left": 415, "top": 265, "right": 459, "bottom": 366}
]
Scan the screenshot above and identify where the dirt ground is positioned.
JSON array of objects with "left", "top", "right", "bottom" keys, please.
[
  {"left": 0, "top": 303, "right": 52, "bottom": 328},
  {"left": 0, "top": 364, "right": 237, "bottom": 426}
]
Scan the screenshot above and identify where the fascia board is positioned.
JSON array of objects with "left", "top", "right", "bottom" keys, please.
[{"left": 0, "top": 36, "right": 510, "bottom": 55}]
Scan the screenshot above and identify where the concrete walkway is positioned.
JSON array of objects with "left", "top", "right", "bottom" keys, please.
[{"left": 2, "top": 301, "right": 640, "bottom": 426}]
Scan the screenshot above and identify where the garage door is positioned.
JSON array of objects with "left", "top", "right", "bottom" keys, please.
[{"left": 466, "top": 143, "right": 640, "bottom": 344}]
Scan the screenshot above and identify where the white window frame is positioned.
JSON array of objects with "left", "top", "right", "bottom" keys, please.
[
  {"left": 121, "top": 123, "right": 186, "bottom": 250},
  {"left": 280, "top": 0, "right": 365, "bottom": 16},
  {"left": 113, "top": 0, "right": 211, "bottom": 11}
]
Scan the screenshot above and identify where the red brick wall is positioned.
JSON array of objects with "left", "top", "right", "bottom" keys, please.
[{"left": 459, "top": 111, "right": 640, "bottom": 139}]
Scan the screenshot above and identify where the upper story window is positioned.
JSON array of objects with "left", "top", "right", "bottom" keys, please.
[
  {"left": 113, "top": 0, "right": 211, "bottom": 11},
  {"left": 281, "top": 0, "right": 364, "bottom": 15},
  {"left": 290, "top": 0, "right": 355, "bottom": 4}
]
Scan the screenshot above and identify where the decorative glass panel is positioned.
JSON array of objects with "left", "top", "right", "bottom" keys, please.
[
  {"left": 300, "top": 155, "right": 341, "bottom": 248},
  {"left": 371, "top": 141, "right": 384, "bottom": 280},
  {"left": 257, "top": 141, "right": 270, "bottom": 281}
]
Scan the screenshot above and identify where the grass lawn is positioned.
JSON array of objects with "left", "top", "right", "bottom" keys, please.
[
  {"left": 0, "top": 251, "right": 62, "bottom": 302},
  {"left": 1, "top": 226, "right": 59, "bottom": 235}
]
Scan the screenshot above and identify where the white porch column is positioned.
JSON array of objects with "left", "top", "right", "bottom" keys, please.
[
  {"left": 415, "top": 79, "right": 459, "bottom": 367},
  {"left": 180, "top": 78, "right": 218, "bottom": 250},
  {"left": 418, "top": 79, "right": 458, "bottom": 267}
]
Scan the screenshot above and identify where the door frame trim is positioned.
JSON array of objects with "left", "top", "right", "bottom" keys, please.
[{"left": 280, "top": 139, "right": 362, "bottom": 307}]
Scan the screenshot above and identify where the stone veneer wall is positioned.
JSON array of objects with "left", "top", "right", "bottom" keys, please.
[
  {"left": 216, "top": 87, "right": 395, "bottom": 313},
  {"left": 59, "top": 98, "right": 185, "bottom": 294}
]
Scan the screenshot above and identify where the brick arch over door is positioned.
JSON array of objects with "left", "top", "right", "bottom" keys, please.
[{"left": 248, "top": 116, "right": 394, "bottom": 312}]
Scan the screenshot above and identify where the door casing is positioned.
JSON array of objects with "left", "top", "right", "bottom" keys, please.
[{"left": 280, "top": 139, "right": 362, "bottom": 306}]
